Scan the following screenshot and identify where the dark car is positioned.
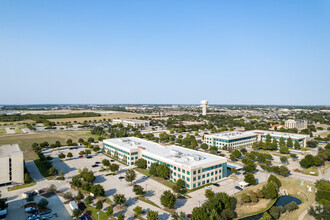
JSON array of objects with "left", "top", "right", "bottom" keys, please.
[
  {"left": 235, "top": 186, "right": 243, "bottom": 191},
  {"left": 118, "top": 176, "right": 125, "bottom": 179},
  {"left": 213, "top": 183, "right": 220, "bottom": 187},
  {"left": 91, "top": 164, "right": 98, "bottom": 167},
  {"left": 40, "top": 210, "right": 51, "bottom": 215},
  {"left": 110, "top": 160, "right": 115, "bottom": 162},
  {"left": 187, "top": 214, "right": 192, "bottom": 218},
  {"left": 79, "top": 155, "right": 83, "bottom": 158},
  {"left": 86, "top": 156, "right": 92, "bottom": 159},
  {"left": 69, "top": 147, "right": 74, "bottom": 150},
  {"left": 133, "top": 185, "right": 139, "bottom": 188},
  {"left": 95, "top": 162, "right": 100, "bottom": 164}
]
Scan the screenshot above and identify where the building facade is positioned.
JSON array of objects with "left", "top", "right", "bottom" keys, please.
[
  {"left": 285, "top": 119, "right": 308, "bottom": 130},
  {"left": 0, "top": 144, "right": 24, "bottom": 186},
  {"left": 112, "top": 119, "right": 150, "bottom": 128},
  {"left": 102, "top": 137, "right": 227, "bottom": 189},
  {"left": 204, "top": 130, "right": 308, "bottom": 149}
]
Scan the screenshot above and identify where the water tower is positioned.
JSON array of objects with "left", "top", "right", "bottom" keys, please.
[{"left": 201, "top": 100, "right": 208, "bottom": 115}]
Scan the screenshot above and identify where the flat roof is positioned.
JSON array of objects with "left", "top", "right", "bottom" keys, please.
[
  {"left": 207, "top": 130, "right": 308, "bottom": 140},
  {"left": 0, "top": 144, "right": 22, "bottom": 158},
  {"left": 103, "top": 137, "right": 227, "bottom": 169}
]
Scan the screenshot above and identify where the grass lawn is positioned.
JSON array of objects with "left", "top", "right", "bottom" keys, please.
[
  {"left": 0, "top": 130, "right": 96, "bottom": 161},
  {"left": 134, "top": 168, "right": 175, "bottom": 189},
  {"left": 320, "top": 162, "right": 330, "bottom": 175},
  {"left": 319, "top": 131, "right": 330, "bottom": 138},
  {"left": 0, "top": 120, "right": 35, "bottom": 126},
  {"left": 48, "top": 113, "right": 150, "bottom": 124},
  {"left": 136, "top": 196, "right": 161, "bottom": 208},
  {"left": 7, "top": 182, "right": 36, "bottom": 191},
  {"left": 15, "top": 128, "right": 23, "bottom": 134},
  {"left": 86, "top": 204, "right": 110, "bottom": 220},
  {"left": 0, "top": 128, "right": 6, "bottom": 136},
  {"left": 33, "top": 159, "right": 54, "bottom": 180},
  {"left": 300, "top": 166, "right": 319, "bottom": 176}
]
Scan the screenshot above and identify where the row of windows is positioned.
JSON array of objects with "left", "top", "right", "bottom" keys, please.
[
  {"left": 103, "top": 144, "right": 130, "bottom": 155},
  {"left": 202, "top": 164, "right": 223, "bottom": 172}
]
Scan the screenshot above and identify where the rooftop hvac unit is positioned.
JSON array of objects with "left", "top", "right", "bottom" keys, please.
[
  {"left": 187, "top": 154, "right": 203, "bottom": 161},
  {"left": 170, "top": 149, "right": 182, "bottom": 157}
]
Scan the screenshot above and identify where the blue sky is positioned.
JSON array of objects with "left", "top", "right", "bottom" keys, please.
[{"left": 0, "top": 0, "right": 329, "bottom": 105}]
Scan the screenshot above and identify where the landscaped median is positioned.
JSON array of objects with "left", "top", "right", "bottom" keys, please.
[{"left": 7, "top": 181, "right": 36, "bottom": 191}]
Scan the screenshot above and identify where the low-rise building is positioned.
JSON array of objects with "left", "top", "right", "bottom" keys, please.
[
  {"left": 0, "top": 144, "right": 24, "bottom": 186},
  {"left": 204, "top": 130, "right": 308, "bottom": 149},
  {"left": 102, "top": 137, "right": 227, "bottom": 189},
  {"left": 112, "top": 119, "right": 150, "bottom": 128},
  {"left": 285, "top": 119, "right": 308, "bottom": 130}
]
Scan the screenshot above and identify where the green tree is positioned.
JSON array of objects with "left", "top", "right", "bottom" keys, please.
[
  {"left": 96, "top": 200, "right": 103, "bottom": 210},
  {"left": 38, "top": 198, "right": 49, "bottom": 208},
  {"left": 260, "top": 212, "right": 271, "bottom": 220},
  {"left": 201, "top": 143, "right": 208, "bottom": 151},
  {"left": 287, "top": 137, "right": 293, "bottom": 148},
  {"left": 280, "top": 145, "right": 290, "bottom": 154},
  {"left": 262, "top": 182, "right": 278, "bottom": 199},
  {"left": 72, "top": 209, "right": 82, "bottom": 218},
  {"left": 244, "top": 173, "right": 256, "bottom": 185},
  {"left": 279, "top": 137, "right": 285, "bottom": 147},
  {"left": 67, "top": 152, "right": 73, "bottom": 158},
  {"left": 58, "top": 153, "right": 65, "bottom": 159},
  {"left": 48, "top": 167, "right": 58, "bottom": 176},
  {"left": 102, "top": 159, "right": 110, "bottom": 167},
  {"left": 117, "top": 212, "right": 125, "bottom": 220},
  {"left": 160, "top": 190, "right": 176, "bottom": 208},
  {"left": 109, "top": 163, "right": 119, "bottom": 173},
  {"left": 294, "top": 140, "right": 301, "bottom": 149},
  {"left": 285, "top": 201, "right": 298, "bottom": 212},
  {"left": 75, "top": 191, "right": 84, "bottom": 201},
  {"left": 205, "top": 189, "right": 215, "bottom": 200},
  {"left": 157, "top": 163, "right": 171, "bottom": 178},
  {"left": 267, "top": 174, "right": 281, "bottom": 189},
  {"left": 113, "top": 194, "right": 126, "bottom": 206},
  {"left": 147, "top": 210, "right": 159, "bottom": 220},
  {"left": 176, "top": 179, "right": 186, "bottom": 189},
  {"left": 135, "top": 158, "right": 147, "bottom": 168},
  {"left": 106, "top": 206, "right": 113, "bottom": 217},
  {"left": 231, "top": 167, "right": 238, "bottom": 174},
  {"left": 125, "top": 169, "right": 137, "bottom": 184},
  {"left": 85, "top": 196, "right": 93, "bottom": 205},
  {"left": 91, "top": 184, "right": 105, "bottom": 196},
  {"left": 149, "top": 163, "right": 159, "bottom": 176},
  {"left": 133, "top": 206, "right": 143, "bottom": 216},
  {"left": 133, "top": 185, "right": 145, "bottom": 196}
]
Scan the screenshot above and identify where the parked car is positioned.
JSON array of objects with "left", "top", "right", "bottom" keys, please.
[
  {"left": 187, "top": 214, "right": 192, "bottom": 218},
  {"left": 69, "top": 147, "right": 74, "bottom": 150},
  {"left": 142, "top": 176, "right": 148, "bottom": 179},
  {"left": 235, "top": 186, "right": 243, "bottom": 191},
  {"left": 118, "top": 176, "right": 125, "bottom": 179},
  {"left": 213, "top": 183, "right": 220, "bottom": 187},
  {"left": 95, "top": 162, "right": 100, "bottom": 164},
  {"left": 133, "top": 185, "right": 139, "bottom": 188},
  {"left": 79, "top": 155, "right": 83, "bottom": 158},
  {"left": 206, "top": 186, "right": 212, "bottom": 190},
  {"left": 110, "top": 160, "right": 115, "bottom": 162},
  {"left": 39, "top": 210, "right": 51, "bottom": 215},
  {"left": 91, "top": 164, "right": 98, "bottom": 167},
  {"left": 86, "top": 156, "right": 92, "bottom": 159}
]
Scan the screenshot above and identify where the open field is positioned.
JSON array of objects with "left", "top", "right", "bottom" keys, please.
[
  {"left": 48, "top": 112, "right": 150, "bottom": 123},
  {"left": 319, "top": 131, "right": 330, "bottom": 137},
  {"left": 235, "top": 177, "right": 315, "bottom": 219},
  {"left": 0, "top": 131, "right": 98, "bottom": 161},
  {"left": 0, "top": 119, "right": 35, "bottom": 126}
]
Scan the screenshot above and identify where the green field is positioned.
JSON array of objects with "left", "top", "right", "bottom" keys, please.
[
  {"left": 320, "top": 131, "right": 330, "bottom": 137},
  {"left": 0, "top": 131, "right": 99, "bottom": 161}
]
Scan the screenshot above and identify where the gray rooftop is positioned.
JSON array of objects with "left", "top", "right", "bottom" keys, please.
[{"left": 0, "top": 144, "right": 22, "bottom": 157}]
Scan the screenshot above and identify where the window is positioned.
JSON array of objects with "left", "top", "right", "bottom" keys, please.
[
  {"left": 178, "top": 174, "right": 181, "bottom": 178},
  {"left": 187, "top": 171, "right": 190, "bottom": 175},
  {"left": 207, "top": 173, "right": 209, "bottom": 177},
  {"left": 198, "top": 176, "right": 201, "bottom": 180},
  {"left": 186, "top": 184, "right": 190, "bottom": 188},
  {"left": 202, "top": 174, "right": 205, "bottom": 178},
  {"left": 198, "top": 170, "right": 201, "bottom": 174},
  {"left": 174, "top": 166, "right": 177, "bottom": 170},
  {"left": 178, "top": 168, "right": 181, "bottom": 172},
  {"left": 193, "top": 171, "right": 196, "bottom": 175},
  {"left": 182, "top": 169, "right": 185, "bottom": 174},
  {"left": 198, "top": 182, "right": 201, "bottom": 186},
  {"left": 174, "top": 172, "right": 176, "bottom": 176},
  {"left": 187, "top": 177, "right": 190, "bottom": 181},
  {"left": 193, "top": 184, "right": 196, "bottom": 188},
  {"left": 202, "top": 181, "right": 205, "bottom": 184},
  {"left": 182, "top": 176, "right": 185, "bottom": 180},
  {"left": 211, "top": 172, "right": 214, "bottom": 176},
  {"left": 193, "top": 177, "right": 196, "bottom": 181},
  {"left": 215, "top": 171, "right": 218, "bottom": 174},
  {"left": 131, "top": 157, "right": 134, "bottom": 160}
]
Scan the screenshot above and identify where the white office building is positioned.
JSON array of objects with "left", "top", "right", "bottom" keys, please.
[
  {"left": 0, "top": 144, "right": 24, "bottom": 186},
  {"left": 102, "top": 137, "right": 227, "bottom": 189},
  {"left": 285, "top": 119, "right": 308, "bottom": 130},
  {"left": 112, "top": 119, "right": 150, "bottom": 128},
  {"left": 204, "top": 130, "right": 308, "bottom": 149}
]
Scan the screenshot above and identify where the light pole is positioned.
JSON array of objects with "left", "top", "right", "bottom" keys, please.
[
  {"left": 198, "top": 200, "right": 200, "bottom": 207},
  {"left": 97, "top": 211, "right": 99, "bottom": 220}
]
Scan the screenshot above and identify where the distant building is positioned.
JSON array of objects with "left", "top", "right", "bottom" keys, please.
[
  {"left": 102, "top": 137, "right": 227, "bottom": 189},
  {"left": 270, "top": 124, "right": 285, "bottom": 130},
  {"left": 0, "top": 144, "right": 24, "bottom": 186},
  {"left": 204, "top": 130, "right": 308, "bottom": 150},
  {"left": 285, "top": 119, "right": 307, "bottom": 130},
  {"left": 112, "top": 119, "right": 150, "bottom": 128}
]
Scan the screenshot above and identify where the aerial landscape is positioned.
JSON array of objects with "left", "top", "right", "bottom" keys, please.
[{"left": 0, "top": 1, "right": 329, "bottom": 220}]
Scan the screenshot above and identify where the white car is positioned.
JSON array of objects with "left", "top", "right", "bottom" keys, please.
[
  {"left": 206, "top": 186, "right": 212, "bottom": 190},
  {"left": 142, "top": 176, "right": 148, "bottom": 179}
]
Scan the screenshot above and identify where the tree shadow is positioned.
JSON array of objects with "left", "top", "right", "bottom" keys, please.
[
  {"left": 145, "top": 190, "right": 155, "bottom": 197},
  {"left": 126, "top": 197, "right": 138, "bottom": 206},
  {"left": 105, "top": 188, "right": 117, "bottom": 196},
  {"left": 158, "top": 212, "right": 171, "bottom": 220},
  {"left": 174, "top": 199, "right": 187, "bottom": 208}
]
